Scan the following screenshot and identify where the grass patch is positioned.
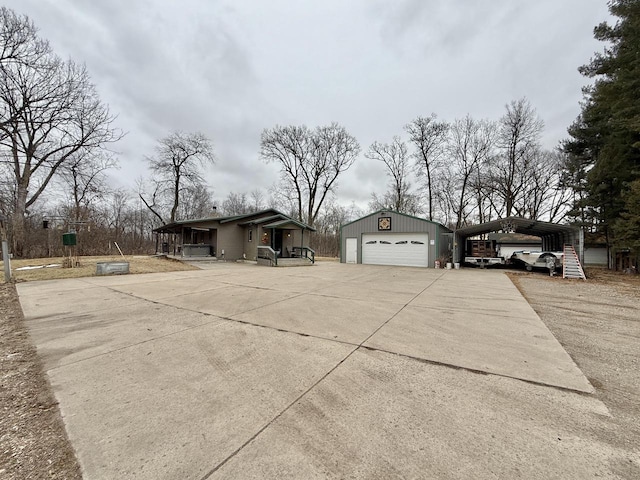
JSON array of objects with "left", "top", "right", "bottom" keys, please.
[{"left": 1, "top": 255, "right": 198, "bottom": 283}]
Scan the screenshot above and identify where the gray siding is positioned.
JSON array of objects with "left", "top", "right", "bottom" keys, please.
[
  {"left": 243, "top": 225, "right": 257, "bottom": 260},
  {"left": 341, "top": 211, "right": 450, "bottom": 267},
  {"left": 584, "top": 247, "right": 607, "bottom": 266},
  {"left": 217, "top": 225, "right": 244, "bottom": 260}
]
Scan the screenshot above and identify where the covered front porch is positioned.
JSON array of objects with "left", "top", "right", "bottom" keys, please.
[
  {"left": 154, "top": 226, "right": 218, "bottom": 258},
  {"left": 242, "top": 217, "right": 316, "bottom": 266}
]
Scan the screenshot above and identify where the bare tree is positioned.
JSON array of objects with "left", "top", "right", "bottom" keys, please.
[
  {"left": 260, "top": 122, "right": 359, "bottom": 226},
  {"left": 0, "top": 9, "right": 122, "bottom": 256},
  {"left": 261, "top": 125, "right": 310, "bottom": 221},
  {"left": 517, "top": 148, "right": 572, "bottom": 222},
  {"left": 58, "top": 151, "right": 117, "bottom": 224},
  {"left": 178, "top": 183, "right": 213, "bottom": 220},
  {"left": 492, "top": 98, "right": 544, "bottom": 217},
  {"left": 447, "top": 115, "right": 496, "bottom": 228},
  {"left": 366, "top": 136, "right": 422, "bottom": 214},
  {"left": 0, "top": 7, "right": 49, "bottom": 133},
  {"left": 311, "top": 201, "right": 364, "bottom": 256},
  {"left": 222, "top": 192, "right": 249, "bottom": 216},
  {"left": 0, "top": 7, "right": 46, "bottom": 63},
  {"left": 249, "top": 188, "right": 266, "bottom": 212},
  {"left": 140, "top": 131, "right": 215, "bottom": 224},
  {"left": 405, "top": 115, "right": 449, "bottom": 221}
]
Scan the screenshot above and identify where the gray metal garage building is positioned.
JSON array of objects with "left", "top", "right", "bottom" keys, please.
[{"left": 340, "top": 210, "right": 452, "bottom": 268}]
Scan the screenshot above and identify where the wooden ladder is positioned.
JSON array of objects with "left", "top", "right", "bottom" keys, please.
[{"left": 563, "top": 244, "right": 586, "bottom": 280}]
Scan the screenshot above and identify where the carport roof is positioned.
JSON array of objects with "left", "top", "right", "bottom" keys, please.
[{"left": 455, "top": 217, "right": 578, "bottom": 238}]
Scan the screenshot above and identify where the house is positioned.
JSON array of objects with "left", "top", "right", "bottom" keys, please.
[
  {"left": 153, "top": 209, "right": 316, "bottom": 265},
  {"left": 340, "top": 210, "right": 452, "bottom": 267}
]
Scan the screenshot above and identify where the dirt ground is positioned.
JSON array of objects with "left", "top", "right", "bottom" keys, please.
[
  {"left": 0, "top": 282, "right": 82, "bottom": 479},
  {"left": 0, "top": 264, "right": 638, "bottom": 479},
  {"left": 509, "top": 268, "right": 640, "bottom": 478}
]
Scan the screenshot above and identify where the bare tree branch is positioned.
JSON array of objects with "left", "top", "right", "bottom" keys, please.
[
  {"left": 141, "top": 131, "right": 215, "bottom": 224},
  {"left": 260, "top": 123, "right": 359, "bottom": 226}
]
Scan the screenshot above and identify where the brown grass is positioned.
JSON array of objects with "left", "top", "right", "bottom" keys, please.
[{"left": 1, "top": 255, "right": 198, "bottom": 283}]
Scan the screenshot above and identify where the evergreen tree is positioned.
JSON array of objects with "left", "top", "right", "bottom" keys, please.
[{"left": 564, "top": 0, "right": 640, "bottom": 251}]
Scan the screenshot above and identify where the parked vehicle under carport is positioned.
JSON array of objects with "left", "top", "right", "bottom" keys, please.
[{"left": 510, "top": 250, "right": 564, "bottom": 274}]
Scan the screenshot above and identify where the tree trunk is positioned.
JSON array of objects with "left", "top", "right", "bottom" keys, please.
[
  {"left": 12, "top": 181, "right": 29, "bottom": 257},
  {"left": 171, "top": 173, "right": 180, "bottom": 223}
]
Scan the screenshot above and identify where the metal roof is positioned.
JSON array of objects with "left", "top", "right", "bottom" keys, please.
[
  {"left": 237, "top": 214, "right": 284, "bottom": 226},
  {"left": 262, "top": 218, "right": 316, "bottom": 231},
  {"left": 455, "top": 217, "right": 578, "bottom": 238},
  {"left": 341, "top": 209, "right": 452, "bottom": 232},
  {"left": 153, "top": 209, "right": 315, "bottom": 233},
  {"left": 218, "top": 209, "right": 282, "bottom": 224}
]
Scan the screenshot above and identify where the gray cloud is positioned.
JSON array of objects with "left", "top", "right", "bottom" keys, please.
[{"left": 6, "top": 0, "right": 611, "bottom": 210}]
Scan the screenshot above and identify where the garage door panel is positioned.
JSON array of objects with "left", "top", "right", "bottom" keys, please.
[{"left": 362, "top": 233, "right": 429, "bottom": 267}]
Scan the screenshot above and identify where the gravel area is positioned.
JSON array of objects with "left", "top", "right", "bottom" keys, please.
[{"left": 509, "top": 269, "right": 640, "bottom": 478}]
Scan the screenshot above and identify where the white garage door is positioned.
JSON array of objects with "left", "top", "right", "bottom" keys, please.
[{"left": 361, "top": 233, "right": 429, "bottom": 267}]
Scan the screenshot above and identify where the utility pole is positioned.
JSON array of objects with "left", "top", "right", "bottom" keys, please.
[{"left": 0, "top": 215, "right": 11, "bottom": 282}]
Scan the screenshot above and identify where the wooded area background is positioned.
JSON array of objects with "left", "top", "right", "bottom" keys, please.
[{"left": 1, "top": 2, "right": 638, "bottom": 264}]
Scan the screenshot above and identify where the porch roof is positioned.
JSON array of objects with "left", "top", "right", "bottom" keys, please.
[
  {"left": 262, "top": 218, "right": 316, "bottom": 231},
  {"left": 237, "top": 214, "right": 283, "bottom": 226}
]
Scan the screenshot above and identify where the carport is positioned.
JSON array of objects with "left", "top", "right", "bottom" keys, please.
[{"left": 453, "top": 217, "right": 584, "bottom": 265}]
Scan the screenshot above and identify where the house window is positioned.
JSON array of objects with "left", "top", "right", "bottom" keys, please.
[{"left": 248, "top": 229, "right": 253, "bottom": 242}]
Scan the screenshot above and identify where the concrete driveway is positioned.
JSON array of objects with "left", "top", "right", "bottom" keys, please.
[{"left": 17, "top": 262, "right": 624, "bottom": 479}]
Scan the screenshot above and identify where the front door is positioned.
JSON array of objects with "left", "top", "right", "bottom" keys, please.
[
  {"left": 346, "top": 237, "right": 357, "bottom": 263},
  {"left": 274, "top": 230, "right": 283, "bottom": 255}
]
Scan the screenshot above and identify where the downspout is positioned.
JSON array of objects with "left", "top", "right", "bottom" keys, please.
[
  {"left": 435, "top": 225, "right": 439, "bottom": 268},
  {"left": 452, "top": 230, "right": 457, "bottom": 266}
]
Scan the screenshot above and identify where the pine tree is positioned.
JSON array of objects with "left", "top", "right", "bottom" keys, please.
[{"left": 564, "top": 0, "right": 640, "bottom": 252}]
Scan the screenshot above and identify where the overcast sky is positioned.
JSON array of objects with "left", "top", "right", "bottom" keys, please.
[{"left": 7, "top": 0, "right": 611, "bottom": 211}]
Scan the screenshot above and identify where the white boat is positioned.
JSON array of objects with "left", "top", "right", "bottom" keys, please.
[{"left": 510, "top": 250, "right": 564, "bottom": 271}]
